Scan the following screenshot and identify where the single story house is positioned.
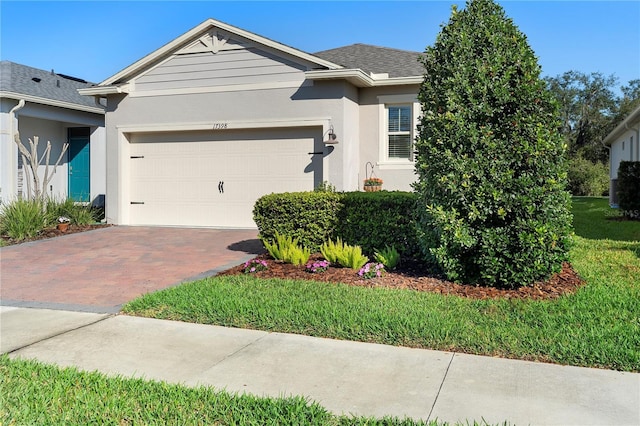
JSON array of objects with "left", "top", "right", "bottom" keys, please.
[
  {"left": 80, "top": 18, "right": 424, "bottom": 228},
  {"left": 603, "top": 104, "right": 640, "bottom": 207},
  {"left": 0, "top": 61, "right": 106, "bottom": 206}
]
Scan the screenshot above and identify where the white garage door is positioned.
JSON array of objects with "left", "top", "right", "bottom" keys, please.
[{"left": 128, "top": 128, "right": 323, "bottom": 227}]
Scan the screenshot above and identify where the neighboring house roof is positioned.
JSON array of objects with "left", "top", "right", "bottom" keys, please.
[
  {"left": 314, "top": 44, "right": 424, "bottom": 78},
  {"left": 603, "top": 104, "right": 640, "bottom": 146},
  {"left": 0, "top": 61, "right": 104, "bottom": 114}
]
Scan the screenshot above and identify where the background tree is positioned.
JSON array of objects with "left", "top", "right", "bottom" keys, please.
[
  {"left": 616, "top": 79, "right": 640, "bottom": 122},
  {"left": 545, "top": 71, "right": 618, "bottom": 163},
  {"left": 545, "top": 73, "right": 640, "bottom": 195},
  {"left": 414, "top": 0, "right": 573, "bottom": 287}
]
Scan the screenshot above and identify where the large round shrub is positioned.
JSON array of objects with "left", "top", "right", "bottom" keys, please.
[{"left": 414, "top": 0, "right": 573, "bottom": 287}]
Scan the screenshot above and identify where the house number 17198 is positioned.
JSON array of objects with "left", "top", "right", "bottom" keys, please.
[{"left": 212, "top": 123, "right": 228, "bottom": 129}]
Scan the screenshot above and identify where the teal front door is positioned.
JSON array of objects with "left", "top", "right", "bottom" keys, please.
[{"left": 68, "top": 134, "right": 90, "bottom": 202}]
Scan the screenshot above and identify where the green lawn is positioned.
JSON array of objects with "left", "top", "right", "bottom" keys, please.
[
  {"left": 1, "top": 356, "right": 501, "bottom": 426},
  {"left": 571, "top": 197, "right": 640, "bottom": 241},
  {"left": 124, "top": 197, "right": 640, "bottom": 372}
]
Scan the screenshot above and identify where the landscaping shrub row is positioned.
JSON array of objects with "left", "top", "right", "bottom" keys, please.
[{"left": 253, "top": 191, "right": 420, "bottom": 258}]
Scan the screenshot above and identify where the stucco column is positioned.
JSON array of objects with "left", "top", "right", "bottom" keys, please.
[{"left": 0, "top": 100, "right": 22, "bottom": 204}]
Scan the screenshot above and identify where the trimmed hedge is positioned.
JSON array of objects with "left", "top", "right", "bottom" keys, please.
[
  {"left": 617, "top": 161, "right": 640, "bottom": 218},
  {"left": 253, "top": 191, "right": 420, "bottom": 257},
  {"left": 335, "top": 191, "right": 419, "bottom": 257},
  {"left": 253, "top": 192, "right": 342, "bottom": 252}
]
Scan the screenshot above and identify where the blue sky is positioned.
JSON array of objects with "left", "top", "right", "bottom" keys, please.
[{"left": 1, "top": 1, "right": 639, "bottom": 91}]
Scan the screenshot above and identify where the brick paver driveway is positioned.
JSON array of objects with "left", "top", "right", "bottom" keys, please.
[{"left": 0, "top": 227, "right": 262, "bottom": 313}]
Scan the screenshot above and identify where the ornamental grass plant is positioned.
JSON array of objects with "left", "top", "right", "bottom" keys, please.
[
  {"left": 263, "top": 233, "right": 311, "bottom": 266},
  {"left": 0, "top": 196, "right": 98, "bottom": 241},
  {"left": 320, "top": 238, "right": 369, "bottom": 270}
]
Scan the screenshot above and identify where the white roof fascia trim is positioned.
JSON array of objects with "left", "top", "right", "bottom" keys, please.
[
  {"left": 78, "top": 84, "right": 130, "bottom": 96},
  {"left": 305, "top": 69, "right": 422, "bottom": 87},
  {"left": 603, "top": 104, "right": 640, "bottom": 146},
  {"left": 0, "top": 91, "right": 105, "bottom": 114},
  {"left": 100, "top": 18, "right": 342, "bottom": 87},
  {"left": 306, "top": 69, "right": 373, "bottom": 87},
  {"left": 117, "top": 117, "right": 332, "bottom": 133},
  {"left": 373, "top": 76, "right": 423, "bottom": 86},
  {"left": 128, "top": 79, "right": 310, "bottom": 98}
]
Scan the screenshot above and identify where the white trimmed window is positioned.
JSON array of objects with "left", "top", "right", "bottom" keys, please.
[
  {"left": 377, "top": 95, "right": 419, "bottom": 168},
  {"left": 387, "top": 105, "right": 413, "bottom": 159}
]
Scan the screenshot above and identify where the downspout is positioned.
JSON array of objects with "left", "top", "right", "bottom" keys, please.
[
  {"left": 9, "top": 99, "right": 25, "bottom": 141},
  {"left": 5, "top": 99, "right": 26, "bottom": 201}
]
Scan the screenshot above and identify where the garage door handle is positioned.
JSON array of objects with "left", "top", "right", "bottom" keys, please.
[
  {"left": 218, "top": 181, "right": 224, "bottom": 194},
  {"left": 131, "top": 201, "right": 145, "bottom": 205}
]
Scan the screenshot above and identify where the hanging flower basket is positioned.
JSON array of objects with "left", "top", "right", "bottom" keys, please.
[{"left": 363, "top": 177, "right": 383, "bottom": 192}]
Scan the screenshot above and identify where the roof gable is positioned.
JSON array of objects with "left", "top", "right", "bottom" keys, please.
[{"left": 100, "top": 18, "right": 342, "bottom": 87}]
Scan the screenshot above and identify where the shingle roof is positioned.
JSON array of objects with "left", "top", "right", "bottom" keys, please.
[
  {"left": 0, "top": 61, "right": 102, "bottom": 110},
  {"left": 314, "top": 44, "right": 424, "bottom": 78}
]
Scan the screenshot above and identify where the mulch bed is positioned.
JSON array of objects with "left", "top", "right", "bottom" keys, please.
[
  {"left": 218, "top": 254, "right": 585, "bottom": 301},
  {"left": 0, "top": 224, "right": 112, "bottom": 246}
]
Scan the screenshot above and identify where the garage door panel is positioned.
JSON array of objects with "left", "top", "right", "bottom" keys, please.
[{"left": 128, "top": 128, "right": 321, "bottom": 227}]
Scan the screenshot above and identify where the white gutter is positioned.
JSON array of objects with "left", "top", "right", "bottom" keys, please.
[
  {"left": 78, "top": 84, "right": 130, "bottom": 96},
  {"left": 0, "top": 91, "right": 104, "bottom": 115},
  {"left": 602, "top": 103, "right": 640, "bottom": 146},
  {"left": 305, "top": 69, "right": 422, "bottom": 88},
  {"left": 373, "top": 76, "right": 423, "bottom": 87}
]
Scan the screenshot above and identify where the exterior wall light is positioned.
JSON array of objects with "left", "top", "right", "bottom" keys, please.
[{"left": 323, "top": 125, "right": 339, "bottom": 144}]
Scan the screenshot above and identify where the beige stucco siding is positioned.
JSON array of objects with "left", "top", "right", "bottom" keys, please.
[
  {"left": 103, "top": 79, "right": 358, "bottom": 225},
  {"left": 358, "top": 85, "right": 420, "bottom": 191}
]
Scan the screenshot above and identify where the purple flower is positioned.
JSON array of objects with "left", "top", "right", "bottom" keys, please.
[
  {"left": 358, "top": 262, "right": 385, "bottom": 279},
  {"left": 306, "top": 259, "right": 330, "bottom": 273},
  {"left": 244, "top": 258, "right": 268, "bottom": 274}
]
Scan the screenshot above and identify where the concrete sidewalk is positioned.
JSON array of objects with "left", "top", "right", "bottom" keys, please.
[{"left": 1, "top": 306, "right": 638, "bottom": 425}]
